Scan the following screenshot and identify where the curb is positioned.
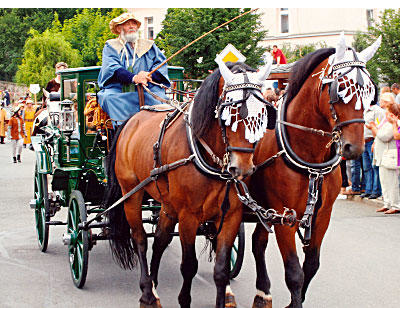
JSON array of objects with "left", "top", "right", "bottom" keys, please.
[{"left": 340, "top": 194, "right": 384, "bottom": 207}]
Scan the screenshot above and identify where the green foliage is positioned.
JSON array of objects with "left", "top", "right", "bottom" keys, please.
[
  {"left": 0, "top": 8, "right": 117, "bottom": 81},
  {"left": 15, "top": 29, "right": 83, "bottom": 89},
  {"left": 353, "top": 9, "right": 400, "bottom": 84},
  {"left": 13, "top": 8, "right": 125, "bottom": 89},
  {"left": 155, "top": 8, "right": 267, "bottom": 79},
  {"left": 279, "top": 42, "right": 327, "bottom": 64},
  {"left": 62, "top": 9, "right": 107, "bottom": 66},
  {"left": 0, "top": 10, "right": 26, "bottom": 81}
]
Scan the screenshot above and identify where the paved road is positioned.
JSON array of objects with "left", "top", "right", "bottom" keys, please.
[{"left": 1, "top": 141, "right": 400, "bottom": 308}]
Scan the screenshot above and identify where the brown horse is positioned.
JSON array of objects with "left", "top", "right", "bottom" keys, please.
[
  {"left": 249, "top": 34, "right": 381, "bottom": 307},
  {"left": 104, "top": 60, "right": 274, "bottom": 307}
]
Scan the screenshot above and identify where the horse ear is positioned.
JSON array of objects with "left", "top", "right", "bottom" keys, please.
[
  {"left": 216, "top": 58, "right": 234, "bottom": 83},
  {"left": 357, "top": 35, "right": 382, "bottom": 63},
  {"left": 335, "top": 31, "right": 347, "bottom": 62},
  {"left": 257, "top": 58, "right": 273, "bottom": 83}
]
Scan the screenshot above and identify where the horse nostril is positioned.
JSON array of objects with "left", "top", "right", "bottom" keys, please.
[
  {"left": 228, "top": 166, "right": 240, "bottom": 177},
  {"left": 343, "top": 143, "right": 352, "bottom": 155},
  {"left": 342, "top": 142, "right": 362, "bottom": 160}
]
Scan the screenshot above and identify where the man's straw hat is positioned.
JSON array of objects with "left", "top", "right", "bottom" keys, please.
[{"left": 109, "top": 13, "right": 141, "bottom": 35}]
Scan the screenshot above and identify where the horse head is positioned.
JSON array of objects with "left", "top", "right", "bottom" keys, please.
[
  {"left": 216, "top": 59, "right": 273, "bottom": 178},
  {"left": 318, "top": 32, "right": 381, "bottom": 159}
]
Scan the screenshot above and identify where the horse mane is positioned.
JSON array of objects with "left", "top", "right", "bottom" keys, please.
[
  {"left": 191, "top": 62, "right": 256, "bottom": 138},
  {"left": 285, "top": 48, "right": 336, "bottom": 106}
]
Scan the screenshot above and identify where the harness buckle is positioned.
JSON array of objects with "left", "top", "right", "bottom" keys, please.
[{"left": 325, "top": 130, "right": 341, "bottom": 148}]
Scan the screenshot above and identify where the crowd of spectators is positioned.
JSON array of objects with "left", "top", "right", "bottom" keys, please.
[{"left": 340, "top": 84, "right": 400, "bottom": 215}]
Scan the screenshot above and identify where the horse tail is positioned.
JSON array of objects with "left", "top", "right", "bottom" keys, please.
[{"left": 103, "top": 119, "right": 137, "bottom": 270}]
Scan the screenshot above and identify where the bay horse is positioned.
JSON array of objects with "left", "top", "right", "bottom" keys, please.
[
  {"left": 249, "top": 33, "right": 381, "bottom": 307},
  {"left": 104, "top": 60, "right": 275, "bottom": 307}
]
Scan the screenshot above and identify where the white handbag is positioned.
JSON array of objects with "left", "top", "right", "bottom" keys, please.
[{"left": 381, "top": 148, "right": 398, "bottom": 169}]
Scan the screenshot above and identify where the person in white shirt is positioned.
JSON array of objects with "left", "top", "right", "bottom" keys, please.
[{"left": 391, "top": 83, "right": 400, "bottom": 104}]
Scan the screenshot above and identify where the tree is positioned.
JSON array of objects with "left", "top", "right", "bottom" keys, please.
[
  {"left": 155, "top": 8, "right": 268, "bottom": 79},
  {"left": 62, "top": 8, "right": 124, "bottom": 66},
  {"left": 353, "top": 9, "right": 400, "bottom": 84},
  {"left": 62, "top": 9, "right": 107, "bottom": 66},
  {"left": 0, "top": 10, "right": 26, "bottom": 81},
  {"left": 280, "top": 42, "right": 327, "bottom": 64},
  {"left": 15, "top": 29, "right": 83, "bottom": 89},
  {"left": 0, "top": 8, "right": 116, "bottom": 81}
]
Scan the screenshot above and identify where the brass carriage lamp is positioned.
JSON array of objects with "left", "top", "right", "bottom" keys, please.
[{"left": 59, "top": 99, "right": 75, "bottom": 135}]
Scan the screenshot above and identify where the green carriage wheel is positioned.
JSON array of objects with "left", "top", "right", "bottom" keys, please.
[
  {"left": 67, "top": 190, "right": 89, "bottom": 289},
  {"left": 34, "top": 167, "right": 49, "bottom": 252},
  {"left": 229, "top": 222, "right": 245, "bottom": 279}
]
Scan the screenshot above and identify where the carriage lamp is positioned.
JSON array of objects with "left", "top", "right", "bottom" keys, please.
[
  {"left": 59, "top": 99, "right": 76, "bottom": 162},
  {"left": 59, "top": 99, "right": 75, "bottom": 135}
]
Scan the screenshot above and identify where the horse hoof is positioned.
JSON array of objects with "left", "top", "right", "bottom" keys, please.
[
  {"left": 140, "top": 298, "right": 162, "bottom": 308},
  {"left": 225, "top": 293, "right": 237, "bottom": 308},
  {"left": 252, "top": 295, "right": 272, "bottom": 308}
]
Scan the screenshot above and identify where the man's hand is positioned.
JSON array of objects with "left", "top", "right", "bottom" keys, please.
[{"left": 133, "top": 71, "right": 152, "bottom": 86}]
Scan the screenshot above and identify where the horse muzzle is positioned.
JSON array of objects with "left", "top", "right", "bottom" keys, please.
[
  {"left": 227, "top": 156, "right": 256, "bottom": 180},
  {"left": 341, "top": 141, "right": 364, "bottom": 160}
]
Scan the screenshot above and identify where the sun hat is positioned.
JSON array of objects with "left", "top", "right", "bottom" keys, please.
[
  {"left": 109, "top": 12, "right": 141, "bottom": 35},
  {"left": 55, "top": 62, "right": 68, "bottom": 69}
]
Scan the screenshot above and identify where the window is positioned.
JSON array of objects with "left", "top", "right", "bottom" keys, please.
[
  {"left": 84, "top": 81, "right": 99, "bottom": 134},
  {"left": 366, "top": 9, "right": 374, "bottom": 27},
  {"left": 148, "top": 27, "right": 154, "bottom": 40},
  {"left": 145, "top": 16, "right": 154, "bottom": 40},
  {"left": 280, "top": 8, "right": 289, "bottom": 33}
]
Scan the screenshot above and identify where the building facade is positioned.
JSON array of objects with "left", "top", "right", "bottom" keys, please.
[
  {"left": 259, "top": 8, "right": 381, "bottom": 48},
  {"left": 128, "top": 8, "right": 381, "bottom": 48}
]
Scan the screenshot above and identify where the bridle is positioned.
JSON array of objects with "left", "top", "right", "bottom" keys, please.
[
  {"left": 277, "top": 48, "right": 374, "bottom": 175},
  {"left": 322, "top": 48, "right": 369, "bottom": 138},
  {"left": 215, "top": 72, "right": 274, "bottom": 155},
  {"left": 188, "top": 70, "right": 276, "bottom": 178}
]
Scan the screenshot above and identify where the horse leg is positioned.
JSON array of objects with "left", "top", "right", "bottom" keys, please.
[
  {"left": 124, "top": 196, "right": 159, "bottom": 308},
  {"left": 149, "top": 206, "right": 177, "bottom": 302},
  {"left": 275, "top": 226, "right": 304, "bottom": 308},
  {"left": 214, "top": 215, "right": 242, "bottom": 308},
  {"left": 177, "top": 216, "right": 199, "bottom": 308},
  {"left": 301, "top": 206, "right": 333, "bottom": 303},
  {"left": 251, "top": 223, "right": 272, "bottom": 308}
]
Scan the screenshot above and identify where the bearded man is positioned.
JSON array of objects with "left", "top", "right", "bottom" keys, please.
[{"left": 97, "top": 12, "right": 170, "bottom": 127}]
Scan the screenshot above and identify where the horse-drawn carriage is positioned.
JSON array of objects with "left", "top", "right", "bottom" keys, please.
[
  {"left": 29, "top": 32, "right": 381, "bottom": 307},
  {"left": 30, "top": 65, "right": 246, "bottom": 288}
]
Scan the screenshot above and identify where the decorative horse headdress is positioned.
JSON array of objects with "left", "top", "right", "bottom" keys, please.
[
  {"left": 216, "top": 59, "right": 273, "bottom": 143},
  {"left": 321, "top": 32, "right": 381, "bottom": 110}
]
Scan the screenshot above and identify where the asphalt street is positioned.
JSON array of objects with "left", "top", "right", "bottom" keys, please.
[{"left": 0, "top": 141, "right": 400, "bottom": 308}]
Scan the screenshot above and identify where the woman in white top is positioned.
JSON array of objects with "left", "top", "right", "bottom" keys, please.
[{"left": 367, "top": 93, "right": 400, "bottom": 214}]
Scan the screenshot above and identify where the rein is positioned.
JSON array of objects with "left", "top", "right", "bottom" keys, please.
[{"left": 86, "top": 69, "right": 294, "bottom": 238}]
